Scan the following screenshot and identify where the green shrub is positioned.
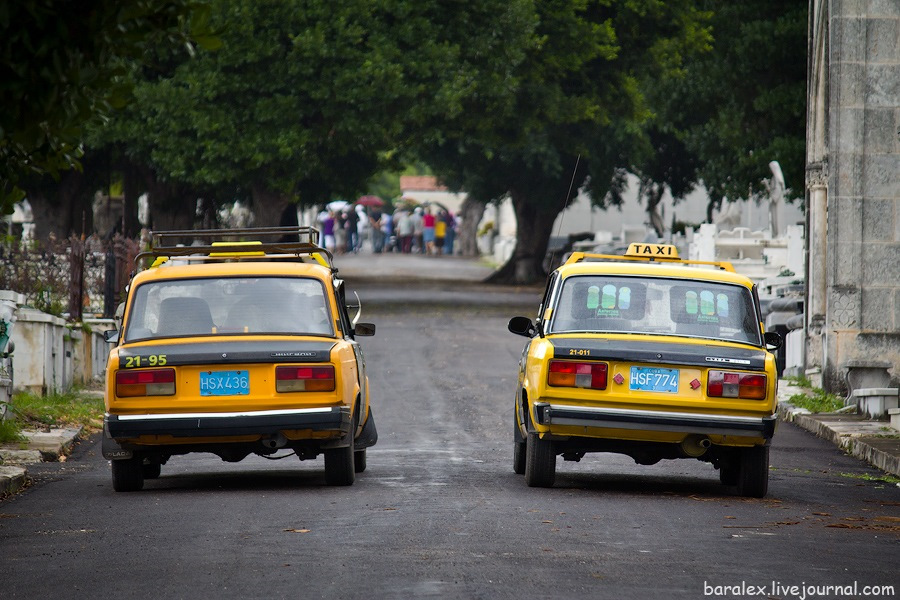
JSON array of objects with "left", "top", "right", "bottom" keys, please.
[
  {"left": 787, "top": 387, "right": 844, "bottom": 413},
  {"left": 9, "top": 389, "right": 104, "bottom": 431},
  {"left": 0, "top": 417, "right": 25, "bottom": 444}
]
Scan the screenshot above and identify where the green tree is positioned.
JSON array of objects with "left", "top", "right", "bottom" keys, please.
[
  {"left": 423, "top": 0, "right": 711, "bottom": 283},
  {"left": 0, "top": 0, "right": 217, "bottom": 215},
  {"left": 91, "top": 0, "right": 535, "bottom": 230},
  {"left": 671, "top": 0, "right": 808, "bottom": 216}
]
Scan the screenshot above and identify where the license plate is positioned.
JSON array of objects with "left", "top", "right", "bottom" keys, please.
[
  {"left": 629, "top": 367, "right": 679, "bottom": 393},
  {"left": 200, "top": 370, "right": 250, "bottom": 396}
]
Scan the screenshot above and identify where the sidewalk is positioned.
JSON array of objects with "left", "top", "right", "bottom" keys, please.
[
  {"left": 777, "top": 381, "right": 900, "bottom": 478},
  {"left": 0, "top": 427, "right": 83, "bottom": 497}
]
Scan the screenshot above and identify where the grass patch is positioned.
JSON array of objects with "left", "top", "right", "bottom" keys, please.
[
  {"left": 839, "top": 472, "right": 900, "bottom": 485},
  {"left": 787, "top": 388, "right": 844, "bottom": 413},
  {"left": 0, "top": 417, "right": 26, "bottom": 444},
  {"left": 785, "top": 374, "right": 813, "bottom": 389},
  {"left": 5, "top": 389, "right": 104, "bottom": 435}
]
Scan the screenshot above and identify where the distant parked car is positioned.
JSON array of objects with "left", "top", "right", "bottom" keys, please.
[{"left": 102, "top": 227, "right": 377, "bottom": 491}]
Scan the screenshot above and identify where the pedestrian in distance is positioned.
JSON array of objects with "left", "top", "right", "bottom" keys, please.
[
  {"left": 434, "top": 210, "right": 447, "bottom": 256},
  {"left": 443, "top": 210, "right": 457, "bottom": 256},
  {"left": 395, "top": 209, "right": 413, "bottom": 253},
  {"left": 344, "top": 207, "right": 359, "bottom": 253},
  {"left": 411, "top": 207, "right": 424, "bottom": 254},
  {"left": 423, "top": 207, "right": 436, "bottom": 255},
  {"left": 369, "top": 208, "right": 384, "bottom": 253}
]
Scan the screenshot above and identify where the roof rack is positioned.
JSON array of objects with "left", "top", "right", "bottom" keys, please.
[{"left": 135, "top": 226, "right": 335, "bottom": 270}]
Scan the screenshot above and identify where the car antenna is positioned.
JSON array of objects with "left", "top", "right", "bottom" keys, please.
[{"left": 547, "top": 154, "right": 582, "bottom": 271}]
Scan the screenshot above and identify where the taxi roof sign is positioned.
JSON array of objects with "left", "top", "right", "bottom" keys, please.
[
  {"left": 625, "top": 243, "right": 679, "bottom": 259},
  {"left": 563, "top": 244, "right": 735, "bottom": 272}
]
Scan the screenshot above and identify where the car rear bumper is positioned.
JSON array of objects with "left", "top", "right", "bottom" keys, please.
[
  {"left": 105, "top": 406, "right": 350, "bottom": 439},
  {"left": 532, "top": 402, "right": 776, "bottom": 439}
]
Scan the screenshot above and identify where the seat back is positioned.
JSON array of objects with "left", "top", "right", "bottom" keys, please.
[{"left": 156, "top": 297, "right": 214, "bottom": 336}]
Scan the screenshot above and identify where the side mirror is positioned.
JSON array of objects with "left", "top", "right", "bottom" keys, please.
[
  {"left": 764, "top": 331, "right": 782, "bottom": 350},
  {"left": 508, "top": 316, "right": 536, "bottom": 338},
  {"left": 103, "top": 329, "right": 119, "bottom": 344},
  {"left": 354, "top": 322, "right": 376, "bottom": 337}
]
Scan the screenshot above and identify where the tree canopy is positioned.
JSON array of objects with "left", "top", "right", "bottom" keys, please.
[
  {"left": 421, "top": 0, "right": 713, "bottom": 283},
  {"left": 641, "top": 0, "right": 808, "bottom": 218},
  {"left": 89, "top": 0, "right": 535, "bottom": 229},
  {"left": 0, "top": 0, "right": 217, "bottom": 214}
]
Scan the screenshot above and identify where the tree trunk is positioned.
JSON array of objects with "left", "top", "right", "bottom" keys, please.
[
  {"left": 485, "top": 189, "right": 561, "bottom": 285},
  {"left": 144, "top": 170, "right": 195, "bottom": 242},
  {"left": 251, "top": 184, "right": 293, "bottom": 228},
  {"left": 27, "top": 168, "right": 90, "bottom": 240},
  {"left": 457, "top": 196, "right": 485, "bottom": 257}
]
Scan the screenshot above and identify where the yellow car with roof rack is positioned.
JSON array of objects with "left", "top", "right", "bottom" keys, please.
[
  {"left": 102, "top": 226, "right": 377, "bottom": 491},
  {"left": 508, "top": 243, "right": 781, "bottom": 497}
]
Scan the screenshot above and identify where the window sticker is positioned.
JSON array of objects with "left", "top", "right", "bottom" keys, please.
[
  {"left": 587, "top": 285, "right": 600, "bottom": 310},
  {"left": 716, "top": 293, "right": 729, "bottom": 318},
  {"left": 685, "top": 291, "right": 698, "bottom": 314},
  {"left": 700, "top": 290, "right": 715, "bottom": 315},
  {"left": 682, "top": 288, "right": 726, "bottom": 324},
  {"left": 601, "top": 285, "right": 617, "bottom": 309}
]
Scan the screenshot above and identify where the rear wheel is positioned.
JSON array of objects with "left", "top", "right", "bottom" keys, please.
[
  {"left": 513, "top": 415, "right": 526, "bottom": 475},
  {"left": 513, "top": 441, "right": 526, "bottom": 475},
  {"left": 737, "top": 445, "right": 769, "bottom": 498},
  {"left": 354, "top": 448, "right": 367, "bottom": 473},
  {"left": 325, "top": 421, "right": 356, "bottom": 486},
  {"left": 142, "top": 461, "right": 162, "bottom": 480},
  {"left": 111, "top": 457, "right": 144, "bottom": 492},
  {"left": 718, "top": 463, "right": 739, "bottom": 486},
  {"left": 524, "top": 432, "right": 556, "bottom": 487}
]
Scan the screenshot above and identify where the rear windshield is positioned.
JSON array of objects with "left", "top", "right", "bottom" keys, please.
[
  {"left": 124, "top": 276, "right": 334, "bottom": 341},
  {"left": 549, "top": 275, "right": 761, "bottom": 345}
]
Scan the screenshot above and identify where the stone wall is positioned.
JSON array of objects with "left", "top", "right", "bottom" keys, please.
[{"left": 805, "top": 0, "right": 900, "bottom": 392}]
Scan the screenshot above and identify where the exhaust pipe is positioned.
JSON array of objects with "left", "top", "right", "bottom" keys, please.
[
  {"left": 261, "top": 432, "right": 288, "bottom": 449},
  {"left": 681, "top": 435, "right": 711, "bottom": 457}
]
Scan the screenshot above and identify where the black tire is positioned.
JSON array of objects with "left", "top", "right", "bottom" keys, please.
[
  {"left": 737, "top": 445, "right": 769, "bottom": 498},
  {"left": 354, "top": 448, "right": 367, "bottom": 473},
  {"left": 513, "top": 411, "right": 526, "bottom": 475},
  {"left": 719, "top": 463, "right": 739, "bottom": 486},
  {"left": 325, "top": 425, "right": 356, "bottom": 486},
  {"left": 111, "top": 457, "right": 144, "bottom": 492},
  {"left": 513, "top": 441, "right": 526, "bottom": 475},
  {"left": 142, "top": 461, "right": 162, "bottom": 480},
  {"left": 524, "top": 432, "right": 556, "bottom": 487}
]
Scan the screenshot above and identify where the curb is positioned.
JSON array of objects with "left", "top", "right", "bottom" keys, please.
[
  {"left": 0, "top": 427, "right": 83, "bottom": 499},
  {"left": 0, "top": 465, "right": 27, "bottom": 497}
]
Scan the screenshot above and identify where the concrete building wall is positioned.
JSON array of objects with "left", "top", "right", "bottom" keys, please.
[{"left": 805, "top": 0, "right": 900, "bottom": 391}]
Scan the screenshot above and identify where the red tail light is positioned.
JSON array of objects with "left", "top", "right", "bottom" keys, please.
[
  {"left": 707, "top": 370, "right": 767, "bottom": 399},
  {"left": 116, "top": 368, "right": 176, "bottom": 397},
  {"left": 276, "top": 365, "right": 335, "bottom": 392},
  {"left": 548, "top": 361, "right": 608, "bottom": 390}
]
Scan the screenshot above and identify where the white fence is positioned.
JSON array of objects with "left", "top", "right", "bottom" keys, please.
[{"left": 5, "top": 301, "right": 112, "bottom": 398}]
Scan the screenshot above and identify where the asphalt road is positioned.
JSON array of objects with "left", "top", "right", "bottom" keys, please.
[{"left": 1, "top": 281, "right": 898, "bottom": 599}]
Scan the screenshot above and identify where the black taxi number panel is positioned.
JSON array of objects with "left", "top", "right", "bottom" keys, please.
[{"left": 200, "top": 370, "right": 250, "bottom": 396}]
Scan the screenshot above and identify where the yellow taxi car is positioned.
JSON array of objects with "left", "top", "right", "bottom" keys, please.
[
  {"left": 102, "top": 226, "right": 377, "bottom": 492},
  {"left": 508, "top": 243, "right": 780, "bottom": 497}
]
